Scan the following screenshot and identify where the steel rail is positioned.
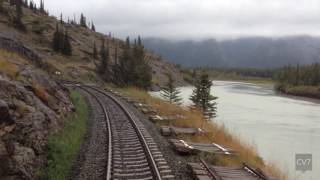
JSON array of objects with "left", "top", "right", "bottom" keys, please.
[
  {"left": 85, "top": 85, "right": 162, "bottom": 180},
  {"left": 76, "top": 86, "right": 113, "bottom": 180}
]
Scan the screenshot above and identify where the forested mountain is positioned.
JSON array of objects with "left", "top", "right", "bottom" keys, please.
[{"left": 144, "top": 36, "right": 320, "bottom": 68}]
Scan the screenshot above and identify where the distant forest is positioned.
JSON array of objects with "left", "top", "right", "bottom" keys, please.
[
  {"left": 144, "top": 36, "right": 320, "bottom": 69},
  {"left": 275, "top": 63, "right": 320, "bottom": 87}
]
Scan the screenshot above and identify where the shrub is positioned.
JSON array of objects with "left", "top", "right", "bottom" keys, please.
[{"left": 33, "top": 83, "right": 48, "bottom": 105}]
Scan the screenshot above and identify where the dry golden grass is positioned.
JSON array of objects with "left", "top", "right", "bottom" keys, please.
[
  {"left": 0, "top": 60, "right": 19, "bottom": 78},
  {"left": 0, "top": 50, "right": 28, "bottom": 79},
  {"left": 114, "top": 87, "right": 288, "bottom": 180}
]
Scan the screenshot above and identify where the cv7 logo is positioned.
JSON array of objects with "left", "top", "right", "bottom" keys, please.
[{"left": 296, "top": 154, "right": 312, "bottom": 172}]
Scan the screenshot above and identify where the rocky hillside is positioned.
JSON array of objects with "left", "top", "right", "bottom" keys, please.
[
  {"left": 0, "top": 50, "right": 73, "bottom": 179},
  {"left": 0, "top": 2, "right": 186, "bottom": 178},
  {"left": 0, "top": 1, "right": 185, "bottom": 88}
]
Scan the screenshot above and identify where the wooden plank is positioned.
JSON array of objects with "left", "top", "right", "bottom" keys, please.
[
  {"left": 161, "top": 126, "right": 171, "bottom": 136},
  {"left": 189, "top": 160, "right": 274, "bottom": 180},
  {"left": 169, "top": 139, "right": 235, "bottom": 155},
  {"left": 149, "top": 115, "right": 182, "bottom": 122},
  {"left": 160, "top": 126, "right": 207, "bottom": 136}
]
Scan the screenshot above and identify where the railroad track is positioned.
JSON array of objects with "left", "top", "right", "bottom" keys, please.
[{"left": 64, "top": 81, "right": 174, "bottom": 180}]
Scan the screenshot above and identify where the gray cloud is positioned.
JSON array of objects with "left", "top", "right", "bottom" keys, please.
[{"left": 35, "top": 0, "right": 320, "bottom": 40}]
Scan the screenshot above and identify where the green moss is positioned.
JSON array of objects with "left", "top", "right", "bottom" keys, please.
[{"left": 39, "top": 90, "right": 88, "bottom": 180}]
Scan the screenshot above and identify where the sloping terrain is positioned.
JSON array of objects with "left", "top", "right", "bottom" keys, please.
[
  {"left": 0, "top": 2, "right": 185, "bottom": 88},
  {"left": 0, "top": 2, "right": 186, "bottom": 178},
  {"left": 0, "top": 50, "right": 73, "bottom": 179}
]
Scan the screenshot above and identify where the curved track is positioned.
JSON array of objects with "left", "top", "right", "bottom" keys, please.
[{"left": 66, "top": 81, "right": 174, "bottom": 180}]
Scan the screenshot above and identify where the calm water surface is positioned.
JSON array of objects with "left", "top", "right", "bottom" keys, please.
[{"left": 151, "top": 81, "right": 320, "bottom": 180}]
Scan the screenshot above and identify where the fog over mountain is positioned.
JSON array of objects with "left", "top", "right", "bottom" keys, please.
[{"left": 144, "top": 36, "right": 320, "bottom": 68}]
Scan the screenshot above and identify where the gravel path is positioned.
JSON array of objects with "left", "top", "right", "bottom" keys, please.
[{"left": 70, "top": 89, "right": 108, "bottom": 180}]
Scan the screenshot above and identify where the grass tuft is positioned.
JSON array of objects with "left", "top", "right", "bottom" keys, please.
[{"left": 37, "top": 90, "right": 88, "bottom": 180}]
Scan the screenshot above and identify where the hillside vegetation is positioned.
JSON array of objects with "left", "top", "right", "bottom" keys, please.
[{"left": 0, "top": 1, "right": 185, "bottom": 89}]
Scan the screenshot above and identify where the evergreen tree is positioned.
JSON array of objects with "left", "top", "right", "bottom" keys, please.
[
  {"left": 60, "top": 13, "right": 63, "bottom": 24},
  {"left": 92, "top": 42, "right": 98, "bottom": 59},
  {"left": 134, "top": 36, "right": 152, "bottom": 89},
  {"left": 62, "top": 31, "right": 72, "bottom": 56},
  {"left": 23, "top": 0, "right": 28, "bottom": 7},
  {"left": 51, "top": 24, "right": 72, "bottom": 56},
  {"left": 29, "top": 0, "right": 33, "bottom": 9},
  {"left": 112, "top": 43, "right": 122, "bottom": 84},
  {"left": 80, "top": 13, "right": 87, "bottom": 27},
  {"left": 191, "top": 69, "right": 197, "bottom": 85},
  {"left": 117, "top": 37, "right": 132, "bottom": 86},
  {"left": 295, "top": 63, "right": 300, "bottom": 86},
  {"left": 91, "top": 22, "right": 95, "bottom": 31},
  {"left": 15, "top": 0, "right": 23, "bottom": 22},
  {"left": 39, "top": 0, "right": 44, "bottom": 13},
  {"left": 52, "top": 24, "right": 61, "bottom": 52},
  {"left": 0, "top": 0, "right": 4, "bottom": 12},
  {"left": 161, "top": 73, "right": 182, "bottom": 104},
  {"left": 97, "top": 39, "right": 109, "bottom": 80},
  {"left": 190, "top": 73, "right": 218, "bottom": 118}
]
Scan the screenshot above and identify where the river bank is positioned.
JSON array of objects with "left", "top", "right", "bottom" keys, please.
[
  {"left": 277, "top": 85, "right": 320, "bottom": 100},
  {"left": 212, "top": 77, "right": 320, "bottom": 100},
  {"left": 162, "top": 81, "right": 320, "bottom": 180}
]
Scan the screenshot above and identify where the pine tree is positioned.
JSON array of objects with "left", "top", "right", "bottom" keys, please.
[
  {"left": 60, "top": 13, "right": 63, "bottom": 24},
  {"left": 91, "top": 22, "right": 95, "bottom": 31},
  {"left": 117, "top": 37, "right": 132, "bottom": 86},
  {"left": 190, "top": 73, "right": 218, "bottom": 118},
  {"left": 191, "top": 69, "right": 198, "bottom": 85},
  {"left": 62, "top": 31, "right": 72, "bottom": 56},
  {"left": 51, "top": 24, "right": 72, "bottom": 56},
  {"left": 80, "top": 13, "right": 87, "bottom": 27},
  {"left": 112, "top": 43, "right": 122, "bottom": 84},
  {"left": 15, "top": 0, "right": 23, "bottom": 21},
  {"left": 134, "top": 36, "right": 152, "bottom": 89},
  {"left": 52, "top": 24, "right": 61, "bottom": 52},
  {"left": 39, "top": 0, "right": 44, "bottom": 13},
  {"left": 29, "top": 0, "right": 33, "bottom": 9},
  {"left": 23, "top": 0, "right": 28, "bottom": 7},
  {"left": 0, "top": 0, "right": 4, "bottom": 12},
  {"left": 92, "top": 42, "right": 98, "bottom": 59},
  {"left": 97, "top": 39, "right": 109, "bottom": 80},
  {"left": 161, "top": 73, "right": 182, "bottom": 104},
  {"left": 295, "top": 62, "right": 300, "bottom": 86}
]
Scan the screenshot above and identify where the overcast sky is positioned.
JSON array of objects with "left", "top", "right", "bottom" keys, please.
[{"left": 35, "top": 0, "right": 320, "bottom": 40}]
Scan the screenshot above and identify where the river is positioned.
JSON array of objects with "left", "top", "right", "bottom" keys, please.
[{"left": 150, "top": 81, "right": 320, "bottom": 180}]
